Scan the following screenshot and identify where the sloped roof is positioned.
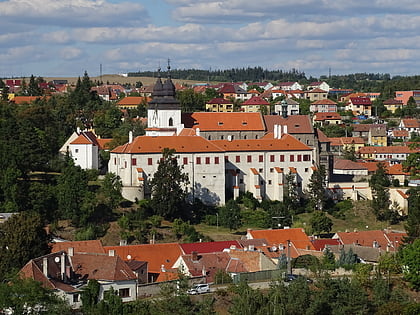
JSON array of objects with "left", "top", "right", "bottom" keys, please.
[
  {"left": 311, "top": 99, "right": 337, "bottom": 105},
  {"left": 329, "top": 137, "right": 365, "bottom": 146},
  {"left": 183, "top": 112, "right": 265, "bottom": 131},
  {"left": 306, "top": 88, "right": 327, "bottom": 93},
  {"left": 334, "top": 230, "right": 403, "bottom": 251},
  {"left": 316, "top": 129, "right": 330, "bottom": 142},
  {"left": 263, "top": 115, "right": 314, "bottom": 134},
  {"left": 104, "top": 243, "right": 182, "bottom": 273},
  {"left": 242, "top": 96, "right": 270, "bottom": 106},
  {"left": 179, "top": 240, "right": 242, "bottom": 255},
  {"left": 206, "top": 97, "right": 233, "bottom": 104},
  {"left": 311, "top": 238, "right": 342, "bottom": 251},
  {"left": 349, "top": 97, "right": 372, "bottom": 105},
  {"left": 111, "top": 135, "right": 225, "bottom": 154},
  {"left": 228, "top": 250, "right": 270, "bottom": 272},
  {"left": 401, "top": 118, "right": 420, "bottom": 128},
  {"left": 11, "top": 96, "right": 49, "bottom": 104},
  {"left": 358, "top": 146, "right": 417, "bottom": 154},
  {"left": 313, "top": 112, "right": 341, "bottom": 121},
  {"left": 219, "top": 83, "right": 247, "bottom": 94},
  {"left": 334, "top": 159, "right": 368, "bottom": 171},
  {"left": 248, "top": 228, "right": 315, "bottom": 251},
  {"left": 211, "top": 134, "right": 311, "bottom": 152},
  {"left": 392, "top": 130, "right": 409, "bottom": 137},
  {"left": 117, "top": 96, "right": 151, "bottom": 106},
  {"left": 383, "top": 98, "right": 403, "bottom": 105},
  {"left": 50, "top": 240, "right": 105, "bottom": 254}
]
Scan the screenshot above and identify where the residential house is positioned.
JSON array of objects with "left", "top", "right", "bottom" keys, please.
[
  {"left": 205, "top": 97, "right": 234, "bottom": 112},
  {"left": 346, "top": 97, "right": 372, "bottom": 116},
  {"left": 368, "top": 125, "right": 387, "bottom": 146},
  {"left": 358, "top": 146, "right": 417, "bottom": 163},
  {"left": 218, "top": 83, "right": 250, "bottom": 101},
  {"left": 307, "top": 81, "right": 330, "bottom": 92},
  {"left": 51, "top": 240, "right": 106, "bottom": 254},
  {"left": 313, "top": 112, "right": 342, "bottom": 127},
  {"left": 395, "top": 90, "right": 420, "bottom": 106},
  {"left": 274, "top": 98, "right": 300, "bottom": 116},
  {"left": 352, "top": 124, "right": 385, "bottom": 141},
  {"left": 116, "top": 96, "right": 152, "bottom": 110},
  {"left": 328, "top": 89, "right": 353, "bottom": 97},
  {"left": 240, "top": 96, "right": 271, "bottom": 113},
  {"left": 179, "top": 241, "right": 242, "bottom": 255},
  {"left": 278, "top": 82, "right": 303, "bottom": 91},
  {"left": 310, "top": 99, "right": 338, "bottom": 113},
  {"left": 399, "top": 118, "right": 420, "bottom": 135},
  {"left": 390, "top": 129, "right": 409, "bottom": 142},
  {"left": 329, "top": 137, "right": 365, "bottom": 155},
  {"left": 365, "top": 92, "right": 381, "bottom": 102},
  {"left": 340, "top": 92, "right": 367, "bottom": 103},
  {"left": 20, "top": 250, "right": 138, "bottom": 309},
  {"left": 383, "top": 99, "right": 403, "bottom": 113},
  {"left": 332, "top": 158, "right": 368, "bottom": 177},
  {"left": 304, "top": 88, "right": 328, "bottom": 102}
]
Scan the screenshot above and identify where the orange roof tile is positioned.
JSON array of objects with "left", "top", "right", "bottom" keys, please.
[
  {"left": 401, "top": 118, "right": 420, "bottom": 128},
  {"left": 335, "top": 230, "right": 406, "bottom": 251},
  {"left": 248, "top": 228, "right": 314, "bottom": 251},
  {"left": 51, "top": 240, "right": 105, "bottom": 254},
  {"left": 358, "top": 146, "right": 417, "bottom": 154},
  {"left": 104, "top": 243, "right": 182, "bottom": 273},
  {"left": 183, "top": 112, "right": 265, "bottom": 131},
  {"left": 311, "top": 99, "right": 337, "bottom": 105},
  {"left": 117, "top": 96, "right": 151, "bottom": 106},
  {"left": 242, "top": 96, "right": 270, "bottom": 106},
  {"left": 264, "top": 115, "right": 314, "bottom": 134},
  {"left": 111, "top": 135, "right": 225, "bottom": 154},
  {"left": 11, "top": 96, "right": 50, "bottom": 104},
  {"left": 180, "top": 241, "right": 241, "bottom": 254},
  {"left": 314, "top": 112, "right": 342, "bottom": 121},
  {"left": 329, "top": 137, "right": 365, "bottom": 146}
]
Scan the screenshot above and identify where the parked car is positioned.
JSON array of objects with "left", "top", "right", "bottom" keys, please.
[
  {"left": 187, "top": 283, "right": 210, "bottom": 295},
  {"left": 284, "top": 274, "right": 313, "bottom": 283}
]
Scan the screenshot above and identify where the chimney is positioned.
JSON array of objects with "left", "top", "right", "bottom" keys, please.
[
  {"left": 68, "top": 247, "right": 74, "bottom": 257},
  {"left": 283, "top": 125, "right": 288, "bottom": 135},
  {"left": 43, "top": 257, "right": 48, "bottom": 277},
  {"left": 108, "top": 249, "right": 115, "bottom": 257},
  {"left": 192, "top": 251, "right": 198, "bottom": 262},
  {"left": 129, "top": 131, "right": 133, "bottom": 144},
  {"left": 61, "top": 253, "right": 66, "bottom": 281},
  {"left": 196, "top": 128, "right": 200, "bottom": 137},
  {"left": 161, "top": 264, "right": 166, "bottom": 272},
  {"left": 277, "top": 125, "right": 282, "bottom": 139},
  {"left": 274, "top": 124, "right": 278, "bottom": 139}
]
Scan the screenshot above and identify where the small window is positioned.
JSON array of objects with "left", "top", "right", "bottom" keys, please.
[
  {"left": 196, "top": 157, "right": 201, "bottom": 164},
  {"left": 270, "top": 168, "right": 274, "bottom": 173},
  {"left": 73, "top": 294, "right": 79, "bottom": 303},
  {"left": 205, "top": 157, "right": 210, "bottom": 164},
  {"left": 75, "top": 149, "right": 79, "bottom": 153},
  {"left": 280, "top": 155, "right": 284, "bottom": 162},
  {"left": 270, "top": 155, "right": 275, "bottom": 162},
  {"left": 183, "top": 157, "right": 188, "bottom": 165},
  {"left": 124, "top": 161, "right": 127, "bottom": 168},
  {"left": 236, "top": 156, "right": 241, "bottom": 163},
  {"left": 132, "top": 158, "right": 137, "bottom": 166},
  {"left": 259, "top": 155, "right": 263, "bottom": 162},
  {"left": 214, "top": 157, "right": 220, "bottom": 164},
  {"left": 119, "top": 288, "right": 130, "bottom": 298},
  {"left": 305, "top": 168, "right": 309, "bottom": 172},
  {"left": 148, "top": 158, "right": 153, "bottom": 165},
  {"left": 268, "top": 180, "right": 272, "bottom": 185},
  {"left": 259, "top": 168, "right": 263, "bottom": 173},
  {"left": 169, "top": 117, "right": 173, "bottom": 126},
  {"left": 297, "top": 155, "right": 302, "bottom": 162},
  {"left": 247, "top": 155, "right": 252, "bottom": 163},
  {"left": 239, "top": 179, "right": 244, "bottom": 184},
  {"left": 114, "top": 158, "right": 117, "bottom": 165},
  {"left": 290, "top": 155, "right": 294, "bottom": 162}
]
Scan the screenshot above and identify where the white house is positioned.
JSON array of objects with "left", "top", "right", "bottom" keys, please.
[{"left": 307, "top": 81, "right": 330, "bottom": 92}]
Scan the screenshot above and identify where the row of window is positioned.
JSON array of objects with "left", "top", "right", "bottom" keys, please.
[{"left": 121, "top": 154, "right": 312, "bottom": 167}]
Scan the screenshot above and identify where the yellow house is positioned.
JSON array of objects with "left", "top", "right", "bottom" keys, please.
[
  {"left": 368, "top": 125, "right": 387, "bottom": 146},
  {"left": 383, "top": 99, "right": 403, "bottom": 113},
  {"left": 206, "top": 98, "right": 234, "bottom": 112}
]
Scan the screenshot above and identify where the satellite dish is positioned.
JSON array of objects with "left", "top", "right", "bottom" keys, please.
[
  {"left": 271, "top": 246, "right": 277, "bottom": 252},
  {"left": 127, "top": 255, "right": 132, "bottom": 260},
  {"left": 54, "top": 257, "right": 60, "bottom": 263}
]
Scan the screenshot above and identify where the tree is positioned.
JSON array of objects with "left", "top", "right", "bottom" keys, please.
[
  {"left": 400, "top": 239, "right": 420, "bottom": 290},
  {"left": 28, "top": 74, "right": 42, "bottom": 96},
  {"left": 0, "top": 212, "right": 50, "bottom": 281},
  {"left": 81, "top": 279, "right": 100, "bottom": 314},
  {"left": 307, "top": 165, "right": 327, "bottom": 211},
  {"left": 99, "top": 173, "right": 122, "bottom": 210},
  {"left": 149, "top": 148, "right": 189, "bottom": 220},
  {"left": 321, "top": 247, "right": 336, "bottom": 270},
  {"left": 219, "top": 199, "right": 242, "bottom": 230},
  {"left": 403, "top": 152, "right": 420, "bottom": 177},
  {"left": 405, "top": 187, "right": 420, "bottom": 242},
  {"left": 310, "top": 210, "right": 333, "bottom": 235},
  {"left": 370, "top": 162, "right": 391, "bottom": 221}
]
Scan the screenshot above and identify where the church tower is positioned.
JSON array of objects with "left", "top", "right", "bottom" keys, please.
[{"left": 146, "top": 63, "right": 183, "bottom": 136}]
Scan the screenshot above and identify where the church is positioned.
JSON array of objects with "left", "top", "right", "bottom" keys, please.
[{"left": 108, "top": 68, "right": 319, "bottom": 206}]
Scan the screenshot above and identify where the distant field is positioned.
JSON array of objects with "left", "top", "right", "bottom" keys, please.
[{"left": 44, "top": 74, "right": 206, "bottom": 86}]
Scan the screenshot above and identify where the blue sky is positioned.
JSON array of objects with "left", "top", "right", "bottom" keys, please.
[{"left": 2, "top": 0, "right": 420, "bottom": 78}]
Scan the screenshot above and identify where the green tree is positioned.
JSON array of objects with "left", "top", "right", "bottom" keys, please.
[
  {"left": 403, "top": 152, "right": 420, "bottom": 177},
  {"left": 28, "top": 74, "right": 42, "bottom": 96},
  {"left": 0, "top": 212, "right": 50, "bottom": 281},
  {"left": 219, "top": 199, "right": 242, "bottom": 230},
  {"left": 150, "top": 148, "right": 189, "bottom": 220},
  {"left": 0, "top": 276, "right": 71, "bottom": 315},
  {"left": 177, "top": 89, "right": 206, "bottom": 112},
  {"left": 370, "top": 162, "right": 391, "bottom": 221},
  {"left": 405, "top": 187, "right": 420, "bottom": 242},
  {"left": 307, "top": 165, "right": 327, "bottom": 211},
  {"left": 400, "top": 238, "right": 420, "bottom": 290},
  {"left": 93, "top": 105, "right": 123, "bottom": 138},
  {"left": 81, "top": 279, "right": 100, "bottom": 314},
  {"left": 99, "top": 173, "right": 122, "bottom": 210},
  {"left": 321, "top": 247, "right": 336, "bottom": 270},
  {"left": 310, "top": 211, "right": 333, "bottom": 235}
]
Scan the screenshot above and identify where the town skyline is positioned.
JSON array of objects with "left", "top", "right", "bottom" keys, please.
[{"left": 2, "top": 0, "right": 420, "bottom": 78}]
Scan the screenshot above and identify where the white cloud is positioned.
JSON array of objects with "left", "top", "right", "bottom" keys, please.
[{"left": 60, "top": 47, "right": 83, "bottom": 60}]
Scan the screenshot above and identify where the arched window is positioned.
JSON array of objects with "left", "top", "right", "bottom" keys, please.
[
  {"left": 169, "top": 117, "right": 173, "bottom": 126},
  {"left": 208, "top": 135, "right": 212, "bottom": 140}
]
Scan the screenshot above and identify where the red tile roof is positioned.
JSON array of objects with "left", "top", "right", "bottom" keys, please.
[
  {"left": 349, "top": 97, "right": 372, "bottom": 105},
  {"left": 306, "top": 88, "right": 327, "bottom": 93},
  {"left": 104, "top": 243, "right": 182, "bottom": 273},
  {"left": 401, "top": 118, "right": 420, "bottom": 128},
  {"left": 334, "top": 159, "right": 368, "bottom": 170},
  {"left": 334, "top": 230, "right": 406, "bottom": 251},
  {"left": 206, "top": 97, "right": 233, "bottom": 104},
  {"left": 111, "top": 135, "right": 225, "bottom": 154},
  {"left": 311, "top": 238, "right": 342, "bottom": 251},
  {"left": 51, "top": 240, "right": 106, "bottom": 254},
  {"left": 117, "top": 96, "right": 151, "bottom": 106},
  {"left": 358, "top": 146, "right": 417, "bottom": 154},
  {"left": 247, "top": 228, "right": 315, "bottom": 251},
  {"left": 329, "top": 137, "right": 365, "bottom": 146},
  {"left": 183, "top": 112, "right": 266, "bottom": 131},
  {"left": 313, "top": 112, "right": 342, "bottom": 121},
  {"left": 11, "top": 96, "right": 49, "bottom": 104},
  {"left": 180, "top": 241, "right": 242, "bottom": 254},
  {"left": 242, "top": 96, "right": 270, "bottom": 106},
  {"left": 311, "top": 99, "right": 337, "bottom": 105},
  {"left": 264, "top": 115, "right": 314, "bottom": 134}
]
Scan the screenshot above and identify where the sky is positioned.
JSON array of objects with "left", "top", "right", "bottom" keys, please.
[{"left": 2, "top": 0, "right": 420, "bottom": 79}]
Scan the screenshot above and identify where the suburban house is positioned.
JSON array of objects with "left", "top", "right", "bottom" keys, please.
[
  {"left": 307, "top": 81, "right": 330, "bottom": 92},
  {"left": 399, "top": 118, "right": 420, "bottom": 135},
  {"left": 329, "top": 137, "right": 365, "bottom": 155},
  {"left": 313, "top": 112, "right": 342, "bottom": 127},
  {"left": 278, "top": 82, "right": 302, "bottom": 91},
  {"left": 310, "top": 99, "right": 338, "bottom": 113},
  {"left": 352, "top": 124, "right": 386, "bottom": 141},
  {"left": 368, "top": 125, "right": 387, "bottom": 146},
  {"left": 395, "top": 90, "right": 420, "bottom": 105},
  {"left": 304, "top": 88, "right": 328, "bottom": 102},
  {"left": 218, "top": 83, "right": 249, "bottom": 101},
  {"left": 240, "top": 96, "right": 271, "bottom": 113},
  {"left": 116, "top": 96, "right": 152, "bottom": 110},
  {"left": 274, "top": 98, "right": 300, "bottom": 116},
  {"left": 383, "top": 99, "right": 403, "bottom": 113},
  {"left": 20, "top": 250, "right": 138, "bottom": 309},
  {"left": 205, "top": 97, "right": 234, "bottom": 112},
  {"left": 346, "top": 97, "right": 372, "bottom": 116},
  {"left": 358, "top": 146, "right": 418, "bottom": 162}
]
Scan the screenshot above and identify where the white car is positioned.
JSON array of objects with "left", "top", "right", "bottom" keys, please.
[{"left": 187, "top": 283, "right": 210, "bottom": 295}]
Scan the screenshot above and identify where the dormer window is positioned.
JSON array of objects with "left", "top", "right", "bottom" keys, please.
[{"left": 218, "top": 122, "right": 224, "bottom": 126}]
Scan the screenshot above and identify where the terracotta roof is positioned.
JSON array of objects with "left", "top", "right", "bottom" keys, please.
[
  {"left": 349, "top": 97, "right": 372, "bottom": 105},
  {"left": 117, "top": 96, "right": 151, "bottom": 106},
  {"left": 111, "top": 135, "right": 225, "bottom": 154},
  {"left": 329, "top": 137, "right": 365, "bottom": 146},
  {"left": 242, "top": 96, "right": 270, "bottom": 106},
  {"left": 383, "top": 98, "right": 403, "bottom": 105},
  {"left": 334, "top": 230, "right": 405, "bottom": 251},
  {"left": 219, "top": 83, "right": 247, "bottom": 94},
  {"left": 352, "top": 124, "right": 374, "bottom": 132},
  {"left": 97, "top": 138, "right": 113, "bottom": 150},
  {"left": 334, "top": 159, "right": 368, "bottom": 170},
  {"left": 247, "top": 228, "right": 315, "bottom": 251},
  {"left": 392, "top": 130, "right": 409, "bottom": 137},
  {"left": 178, "top": 128, "right": 197, "bottom": 136},
  {"left": 316, "top": 129, "right": 330, "bottom": 142},
  {"left": 228, "top": 250, "right": 267, "bottom": 272},
  {"left": 263, "top": 115, "right": 314, "bottom": 134},
  {"left": 183, "top": 112, "right": 266, "bottom": 131},
  {"left": 180, "top": 241, "right": 242, "bottom": 254},
  {"left": 71, "top": 252, "right": 137, "bottom": 281},
  {"left": 401, "top": 118, "right": 420, "bottom": 128},
  {"left": 311, "top": 99, "right": 337, "bottom": 105},
  {"left": 358, "top": 146, "right": 417, "bottom": 154},
  {"left": 11, "top": 96, "right": 49, "bottom": 104},
  {"left": 211, "top": 134, "right": 311, "bottom": 152},
  {"left": 306, "top": 88, "right": 327, "bottom": 93},
  {"left": 206, "top": 97, "right": 233, "bottom": 104},
  {"left": 314, "top": 112, "right": 342, "bottom": 121},
  {"left": 311, "top": 238, "right": 342, "bottom": 251},
  {"left": 51, "top": 240, "right": 106, "bottom": 254},
  {"left": 104, "top": 243, "right": 182, "bottom": 273}
]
